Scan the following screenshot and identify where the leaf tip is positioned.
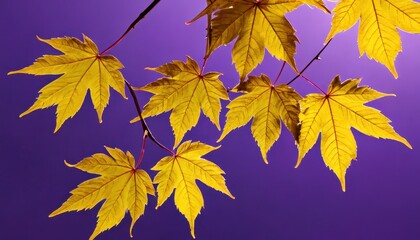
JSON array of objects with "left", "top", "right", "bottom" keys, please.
[
  {"left": 395, "top": 135, "right": 412, "bottom": 150},
  {"left": 390, "top": 68, "right": 399, "bottom": 79},
  {"left": 295, "top": 153, "right": 304, "bottom": 168},
  {"left": 212, "top": 145, "right": 222, "bottom": 152},
  {"left": 36, "top": 35, "right": 45, "bottom": 42},
  {"left": 172, "top": 134, "right": 185, "bottom": 150},
  {"left": 64, "top": 160, "right": 76, "bottom": 168},
  {"left": 403, "top": 140, "right": 413, "bottom": 150},
  {"left": 48, "top": 208, "right": 61, "bottom": 218},
  {"left": 340, "top": 178, "right": 346, "bottom": 192},
  {"left": 228, "top": 193, "right": 235, "bottom": 200},
  {"left": 129, "top": 226, "right": 134, "bottom": 238},
  {"left": 217, "top": 130, "right": 229, "bottom": 143},
  {"left": 129, "top": 116, "right": 140, "bottom": 124},
  {"left": 263, "top": 158, "right": 269, "bottom": 164},
  {"left": 324, "top": 36, "right": 333, "bottom": 45}
]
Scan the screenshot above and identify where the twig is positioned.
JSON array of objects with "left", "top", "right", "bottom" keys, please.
[
  {"left": 200, "top": 0, "right": 214, "bottom": 74},
  {"left": 273, "top": 61, "right": 286, "bottom": 85},
  {"left": 287, "top": 39, "right": 333, "bottom": 85},
  {"left": 299, "top": 74, "right": 327, "bottom": 95},
  {"left": 126, "top": 80, "right": 175, "bottom": 155},
  {"left": 97, "top": 0, "right": 174, "bottom": 159},
  {"left": 135, "top": 131, "right": 148, "bottom": 169},
  {"left": 100, "top": 0, "right": 161, "bottom": 56}
]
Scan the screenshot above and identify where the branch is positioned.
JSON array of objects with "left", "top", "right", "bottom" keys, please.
[
  {"left": 273, "top": 61, "right": 286, "bottom": 85},
  {"left": 100, "top": 0, "right": 161, "bottom": 55},
  {"left": 299, "top": 74, "right": 327, "bottom": 95},
  {"left": 135, "top": 131, "right": 148, "bottom": 169},
  {"left": 200, "top": 0, "right": 214, "bottom": 74},
  {"left": 126, "top": 80, "right": 175, "bottom": 155},
  {"left": 98, "top": 0, "right": 174, "bottom": 158},
  {"left": 205, "top": 0, "right": 214, "bottom": 54},
  {"left": 287, "top": 39, "right": 333, "bottom": 85}
]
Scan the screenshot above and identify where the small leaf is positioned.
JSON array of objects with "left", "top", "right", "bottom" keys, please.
[
  {"left": 131, "top": 57, "right": 228, "bottom": 148},
  {"left": 152, "top": 141, "right": 234, "bottom": 238},
  {"left": 219, "top": 75, "right": 302, "bottom": 163},
  {"left": 296, "top": 76, "right": 412, "bottom": 191},
  {"left": 8, "top": 35, "right": 127, "bottom": 132},
  {"left": 50, "top": 147, "right": 154, "bottom": 240}
]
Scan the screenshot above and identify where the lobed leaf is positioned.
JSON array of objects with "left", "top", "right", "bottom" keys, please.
[
  {"left": 152, "top": 141, "right": 234, "bottom": 238},
  {"left": 131, "top": 57, "right": 228, "bottom": 148},
  {"left": 219, "top": 75, "right": 302, "bottom": 163},
  {"left": 49, "top": 147, "right": 154, "bottom": 240},
  {"left": 327, "top": 0, "right": 420, "bottom": 78},
  {"left": 190, "top": 0, "right": 330, "bottom": 81},
  {"left": 296, "top": 76, "right": 412, "bottom": 191},
  {"left": 8, "top": 35, "right": 127, "bottom": 132}
]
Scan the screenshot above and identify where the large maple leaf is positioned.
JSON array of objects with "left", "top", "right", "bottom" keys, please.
[
  {"left": 152, "top": 141, "right": 234, "bottom": 238},
  {"left": 49, "top": 147, "right": 155, "bottom": 240},
  {"left": 132, "top": 57, "right": 228, "bottom": 148},
  {"left": 8, "top": 35, "right": 127, "bottom": 132},
  {"left": 218, "top": 75, "right": 302, "bottom": 163},
  {"left": 189, "top": 0, "right": 329, "bottom": 81},
  {"left": 296, "top": 76, "right": 412, "bottom": 191},
  {"left": 326, "top": 0, "right": 420, "bottom": 78}
]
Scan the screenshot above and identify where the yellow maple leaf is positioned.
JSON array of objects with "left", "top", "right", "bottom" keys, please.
[
  {"left": 189, "top": 0, "right": 329, "bottom": 81},
  {"left": 131, "top": 57, "right": 228, "bottom": 148},
  {"left": 49, "top": 147, "right": 155, "bottom": 240},
  {"left": 296, "top": 76, "right": 412, "bottom": 191},
  {"left": 8, "top": 35, "right": 127, "bottom": 132},
  {"left": 152, "top": 141, "right": 234, "bottom": 238},
  {"left": 218, "top": 75, "right": 302, "bottom": 163},
  {"left": 326, "top": 0, "right": 420, "bottom": 78}
]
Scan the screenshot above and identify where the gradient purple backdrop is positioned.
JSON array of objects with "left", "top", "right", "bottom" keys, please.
[{"left": 2, "top": 1, "right": 420, "bottom": 239}]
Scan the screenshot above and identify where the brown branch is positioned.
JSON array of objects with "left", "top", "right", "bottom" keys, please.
[
  {"left": 126, "top": 80, "right": 175, "bottom": 155},
  {"left": 205, "top": 0, "right": 214, "bottom": 56},
  {"left": 98, "top": 0, "right": 174, "bottom": 158},
  {"left": 287, "top": 39, "right": 333, "bottom": 85},
  {"left": 100, "top": 0, "right": 161, "bottom": 55},
  {"left": 273, "top": 61, "right": 286, "bottom": 85},
  {"left": 200, "top": 0, "right": 214, "bottom": 74}
]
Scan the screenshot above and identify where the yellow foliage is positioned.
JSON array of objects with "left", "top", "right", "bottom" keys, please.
[
  {"left": 219, "top": 75, "right": 302, "bottom": 163},
  {"left": 152, "top": 141, "right": 234, "bottom": 238},
  {"left": 296, "top": 76, "right": 412, "bottom": 191},
  {"left": 190, "top": 0, "right": 329, "bottom": 81},
  {"left": 8, "top": 35, "right": 127, "bottom": 132},
  {"left": 327, "top": 0, "right": 420, "bottom": 78},
  {"left": 132, "top": 57, "right": 228, "bottom": 148},
  {"left": 49, "top": 147, "right": 154, "bottom": 240}
]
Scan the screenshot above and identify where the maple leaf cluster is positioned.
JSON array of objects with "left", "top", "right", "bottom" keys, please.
[{"left": 9, "top": 0, "right": 417, "bottom": 239}]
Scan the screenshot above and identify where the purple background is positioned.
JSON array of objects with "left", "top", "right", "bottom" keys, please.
[{"left": 2, "top": 1, "right": 420, "bottom": 239}]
